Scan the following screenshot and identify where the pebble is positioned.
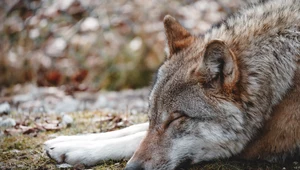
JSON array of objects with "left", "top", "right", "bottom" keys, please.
[
  {"left": 45, "top": 38, "right": 67, "bottom": 57},
  {"left": 57, "top": 163, "right": 72, "bottom": 168},
  {"left": 13, "top": 94, "right": 34, "bottom": 104},
  {"left": 6, "top": 84, "right": 149, "bottom": 115},
  {"left": 0, "top": 102, "right": 11, "bottom": 115},
  {"left": 80, "top": 17, "right": 100, "bottom": 32},
  {"left": 0, "top": 118, "right": 16, "bottom": 127},
  {"left": 61, "top": 114, "right": 73, "bottom": 126},
  {"left": 54, "top": 96, "right": 79, "bottom": 113}
]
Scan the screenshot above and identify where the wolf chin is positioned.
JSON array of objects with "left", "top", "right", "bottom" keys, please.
[{"left": 45, "top": 0, "right": 300, "bottom": 169}]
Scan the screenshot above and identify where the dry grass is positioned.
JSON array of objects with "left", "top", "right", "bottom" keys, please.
[
  {"left": 0, "top": 111, "right": 147, "bottom": 170},
  {"left": 1, "top": 111, "right": 298, "bottom": 170}
]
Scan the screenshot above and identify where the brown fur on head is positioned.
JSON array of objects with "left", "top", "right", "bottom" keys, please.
[
  {"left": 126, "top": 0, "right": 300, "bottom": 168},
  {"left": 126, "top": 15, "right": 246, "bottom": 170},
  {"left": 196, "top": 39, "right": 239, "bottom": 94},
  {"left": 164, "top": 15, "right": 239, "bottom": 93},
  {"left": 163, "top": 15, "right": 195, "bottom": 57}
]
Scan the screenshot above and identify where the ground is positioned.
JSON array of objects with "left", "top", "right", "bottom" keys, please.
[
  {"left": 1, "top": 87, "right": 299, "bottom": 170},
  {"left": 1, "top": 111, "right": 294, "bottom": 170},
  {"left": 0, "top": 111, "right": 146, "bottom": 170}
]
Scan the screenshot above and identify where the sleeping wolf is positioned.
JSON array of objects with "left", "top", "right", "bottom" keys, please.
[{"left": 45, "top": 0, "right": 300, "bottom": 169}]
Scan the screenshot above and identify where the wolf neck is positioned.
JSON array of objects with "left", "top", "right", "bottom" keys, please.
[{"left": 203, "top": 0, "right": 300, "bottom": 126}]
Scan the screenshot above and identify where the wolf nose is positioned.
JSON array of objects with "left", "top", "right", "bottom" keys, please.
[{"left": 124, "top": 161, "right": 144, "bottom": 170}]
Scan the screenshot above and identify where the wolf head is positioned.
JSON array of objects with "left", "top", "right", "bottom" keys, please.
[{"left": 125, "top": 15, "right": 247, "bottom": 170}]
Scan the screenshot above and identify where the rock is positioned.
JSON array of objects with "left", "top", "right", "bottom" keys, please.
[
  {"left": 70, "top": 33, "right": 98, "bottom": 48},
  {"left": 13, "top": 94, "right": 34, "bottom": 104},
  {"left": 0, "top": 102, "right": 11, "bottom": 115},
  {"left": 57, "top": 163, "right": 73, "bottom": 168},
  {"left": 54, "top": 96, "right": 79, "bottom": 113},
  {"left": 0, "top": 118, "right": 16, "bottom": 127},
  {"left": 29, "top": 28, "right": 40, "bottom": 39},
  {"left": 28, "top": 16, "right": 40, "bottom": 27},
  {"left": 92, "top": 88, "right": 149, "bottom": 113},
  {"left": 61, "top": 114, "right": 73, "bottom": 126},
  {"left": 45, "top": 38, "right": 67, "bottom": 57},
  {"left": 56, "top": 0, "right": 75, "bottom": 11},
  {"left": 29, "top": 51, "right": 52, "bottom": 68},
  {"left": 42, "top": 0, "right": 76, "bottom": 18},
  {"left": 129, "top": 37, "right": 142, "bottom": 51},
  {"left": 80, "top": 17, "right": 100, "bottom": 32},
  {"left": 4, "top": 16, "right": 24, "bottom": 34}
]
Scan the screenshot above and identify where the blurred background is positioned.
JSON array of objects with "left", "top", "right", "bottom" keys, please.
[
  {"left": 3, "top": 1, "right": 293, "bottom": 169},
  {"left": 0, "top": 0, "right": 245, "bottom": 92},
  {"left": 0, "top": 0, "right": 250, "bottom": 117}
]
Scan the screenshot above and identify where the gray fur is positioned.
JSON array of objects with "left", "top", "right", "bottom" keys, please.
[{"left": 126, "top": 0, "right": 300, "bottom": 169}]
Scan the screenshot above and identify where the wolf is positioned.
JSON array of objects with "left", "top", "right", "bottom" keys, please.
[{"left": 44, "top": 0, "right": 300, "bottom": 169}]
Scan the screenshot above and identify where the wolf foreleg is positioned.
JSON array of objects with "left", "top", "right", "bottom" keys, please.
[{"left": 44, "top": 123, "right": 148, "bottom": 166}]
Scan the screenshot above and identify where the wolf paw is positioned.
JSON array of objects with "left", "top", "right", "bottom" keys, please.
[{"left": 44, "top": 140, "right": 100, "bottom": 166}]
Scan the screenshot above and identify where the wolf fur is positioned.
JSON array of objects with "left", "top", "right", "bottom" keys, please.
[{"left": 45, "top": 0, "right": 300, "bottom": 169}]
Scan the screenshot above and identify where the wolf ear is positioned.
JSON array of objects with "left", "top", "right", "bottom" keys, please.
[
  {"left": 198, "top": 40, "right": 239, "bottom": 92},
  {"left": 164, "top": 15, "right": 195, "bottom": 57}
]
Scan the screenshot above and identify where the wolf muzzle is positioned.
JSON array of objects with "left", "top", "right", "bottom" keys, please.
[{"left": 124, "top": 160, "right": 144, "bottom": 170}]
